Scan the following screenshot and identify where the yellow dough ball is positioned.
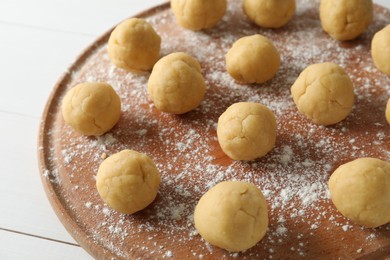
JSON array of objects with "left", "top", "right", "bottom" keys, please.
[
  {"left": 386, "top": 98, "right": 390, "bottom": 124},
  {"left": 96, "top": 150, "right": 161, "bottom": 215},
  {"left": 320, "top": 0, "right": 373, "bottom": 41},
  {"left": 328, "top": 158, "right": 390, "bottom": 228},
  {"left": 217, "top": 102, "right": 276, "bottom": 161},
  {"left": 194, "top": 181, "right": 268, "bottom": 252},
  {"left": 108, "top": 18, "right": 161, "bottom": 71},
  {"left": 371, "top": 25, "right": 390, "bottom": 75},
  {"left": 243, "top": 0, "right": 296, "bottom": 28},
  {"left": 148, "top": 52, "right": 206, "bottom": 114},
  {"left": 61, "top": 82, "right": 121, "bottom": 136},
  {"left": 171, "top": 0, "right": 227, "bottom": 30},
  {"left": 226, "top": 34, "right": 280, "bottom": 84},
  {"left": 291, "top": 62, "right": 354, "bottom": 126}
]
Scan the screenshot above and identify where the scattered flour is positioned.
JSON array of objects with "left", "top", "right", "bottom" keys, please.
[{"left": 40, "top": 0, "right": 390, "bottom": 258}]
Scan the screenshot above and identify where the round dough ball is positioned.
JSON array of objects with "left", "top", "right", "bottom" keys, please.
[
  {"left": 148, "top": 52, "right": 206, "bottom": 114},
  {"left": 61, "top": 82, "right": 121, "bottom": 136},
  {"left": 226, "top": 34, "right": 280, "bottom": 84},
  {"left": 194, "top": 181, "right": 268, "bottom": 252},
  {"left": 328, "top": 157, "right": 390, "bottom": 228},
  {"left": 108, "top": 18, "right": 161, "bottom": 71},
  {"left": 386, "top": 98, "right": 390, "bottom": 124},
  {"left": 371, "top": 25, "right": 390, "bottom": 75},
  {"left": 217, "top": 102, "right": 276, "bottom": 161},
  {"left": 291, "top": 62, "right": 354, "bottom": 126},
  {"left": 171, "top": 0, "right": 227, "bottom": 30},
  {"left": 320, "top": 0, "right": 373, "bottom": 41},
  {"left": 96, "top": 150, "right": 161, "bottom": 215},
  {"left": 243, "top": 0, "right": 296, "bottom": 28}
]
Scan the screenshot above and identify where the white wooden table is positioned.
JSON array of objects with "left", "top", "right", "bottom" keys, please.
[{"left": 0, "top": 1, "right": 388, "bottom": 259}]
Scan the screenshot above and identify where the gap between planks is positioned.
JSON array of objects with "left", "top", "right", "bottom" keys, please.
[{"left": 0, "top": 227, "right": 80, "bottom": 247}]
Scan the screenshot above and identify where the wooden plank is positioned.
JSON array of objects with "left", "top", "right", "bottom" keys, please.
[
  {"left": 376, "top": 0, "right": 390, "bottom": 7},
  {"left": 0, "top": 229, "right": 91, "bottom": 260},
  {"left": 0, "top": 24, "right": 94, "bottom": 117},
  {"left": 0, "top": 112, "right": 76, "bottom": 244},
  {"left": 0, "top": 0, "right": 167, "bottom": 36}
]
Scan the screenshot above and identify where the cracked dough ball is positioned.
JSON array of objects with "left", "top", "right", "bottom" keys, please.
[
  {"left": 61, "top": 82, "right": 121, "bottom": 136},
  {"left": 108, "top": 18, "right": 161, "bottom": 71},
  {"left": 386, "top": 98, "right": 390, "bottom": 124},
  {"left": 194, "top": 181, "right": 268, "bottom": 252},
  {"left": 329, "top": 157, "right": 390, "bottom": 228},
  {"left": 217, "top": 102, "right": 276, "bottom": 161},
  {"left": 226, "top": 34, "right": 280, "bottom": 84},
  {"left": 96, "top": 150, "right": 161, "bottom": 215},
  {"left": 320, "top": 0, "right": 373, "bottom": 41},
  {"left": 148, "top": 52, "right": 206, "bottom": 114},
  {"left": 243, "top": 0, "right": 296, "bottom": 28},
  {"left": 372, "top": 25, "right": 390, "bottom": 76},
  {"left": 171, "top": 0, "right": 227, "bottom": 30},
  {"left": 291, "top": 62, "right": 354, "bottom": 126}
]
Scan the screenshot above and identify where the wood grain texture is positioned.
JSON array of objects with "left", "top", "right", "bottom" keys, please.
[
  {"left": 38, "top": 0, "right": 390, "bottom": 259},
  {"left": 0, "top": 0, "right": 388, "bottom": 259}
]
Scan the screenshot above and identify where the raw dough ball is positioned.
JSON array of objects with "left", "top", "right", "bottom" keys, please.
[
  {"left": 194, "top": 181, "right": 268, "bottom": 252},
  {"left": 108, "top": 18, "right": 161, "bottom": 71},
  {"left": 226, "top": 34, "right": 280, "bottom": 84},
  {"left": 171, "top": 0, "right": 227, "bottom": 30},
  {"left": 386, "top": 98, "right": 390, "bottom": 124},
  {"left": 291, "top": 62, "right": 354, "bottom": 126},
  {"left": 217, "top": 102, "right": 276, "bottom": 161},
  {"left": 148, "top": 52, "right": 206, "bottom": 114},
  {"left": 61, "top": 82, "right": 121, "bottom": 136},
  {"left": 328, "top": 157, "right": 390, "bottom": 228},
  {"left": 96, "top": 150, "right": 161, "bottom": 215},
  {"left": 371, "top": 25, "right": 390, "bottom": 75},
  {"left": 243, "top": 0, "right": 296, "bottom": 28},
  {"left": 320, "top": 0, "right": 373, "bottom": 41}
]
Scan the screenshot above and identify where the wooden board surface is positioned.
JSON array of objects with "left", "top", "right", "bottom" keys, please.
[{"left": 38, "top": 0, "right": 390, "bottom": 259}]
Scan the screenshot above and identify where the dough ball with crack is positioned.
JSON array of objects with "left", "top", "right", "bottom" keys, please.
[
  {"left": 148, "top": 52, "right": 206, "bottom": 114},
  {"left": 291, "top": 62, "right": 354, "bottom": 126},
  {"left": 194, "top": 181, "right": 268, "bottom": 252},
  {"left": 217, "top": 102, "right": 276, "bottom": 161},
  {"left": 329, "top": 157, "right": 390, "bottom": 228},
  {"left": 61, "top": 82, "right": 121, "bottom": 136},
  {"left": 96, "top": 150, "right": 161, "bottom": 215},
  {"left": 372, "top": 25, "right": 390, "bottom": 76},
  {"left": 320, "top": 0, "right": 373, "bottom": 41},
  {"left": 243, "top": 0, "right": 296, "bottom": 28},
  {"left": 108, "top": 18, "right": 161, "bottom": 71},
  {"left": 171, "top": 0, "right": 227, "bottom": 30},
  {"left": 226, "top": 34, "right": 280, "bottom": 84},
  {"left": 386, "top": 98, "right": 390, "bottom": 124}
]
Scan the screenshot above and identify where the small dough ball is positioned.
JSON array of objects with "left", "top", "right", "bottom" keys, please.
[
  {"left": 217, "top": 102, "right": 276, "bottom": 161},
  {"left": 148, "top": 52, "right": 206, "bottom": 114},
  {"left": 226, "top": 34, "right": 280, "bottom": 84},
  {"left": 171, "top": 0, "right": 227, "bottom": 30},
  {"left": 108, "top": 18, "right": 161, "bottom": 71},
  {"left": 243, "top": 0, "right": 296, "bottom": 28},
  {"left": 328, "top": 157, "right": 390, "bottom": 228},
  {"left": 61, "top": 82, "right": 121, "bottom": 136},
  {"left": 371, "top": 25, "right": 390, "bottom": 75},
  {"left": 386, "top": 98, "right": 390, "bottom": 124},
  {"left": 194, "top": 181, "right": 268, "bottom": 252},
  {"left": 291, "top": 62, "right": 354, "bottom": 126},
  {"left": 96, "top": 150, "right": 161, "bottom": 215},
  {"left": 320, "top": 0, "right": 373, "bottom": 41}
]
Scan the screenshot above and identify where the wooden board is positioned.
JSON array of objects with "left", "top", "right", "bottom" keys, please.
[{"left": 38, "top": 0, "right": 390, "bottom": 259}]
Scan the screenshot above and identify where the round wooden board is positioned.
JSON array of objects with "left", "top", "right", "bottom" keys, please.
[{"left": 38, "top": 0, "right": 390, "bottom": 259}]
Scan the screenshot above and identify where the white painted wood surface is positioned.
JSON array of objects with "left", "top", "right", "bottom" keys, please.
[{"left": 0, "top": 0, "right": 388, "bottom": 259}]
